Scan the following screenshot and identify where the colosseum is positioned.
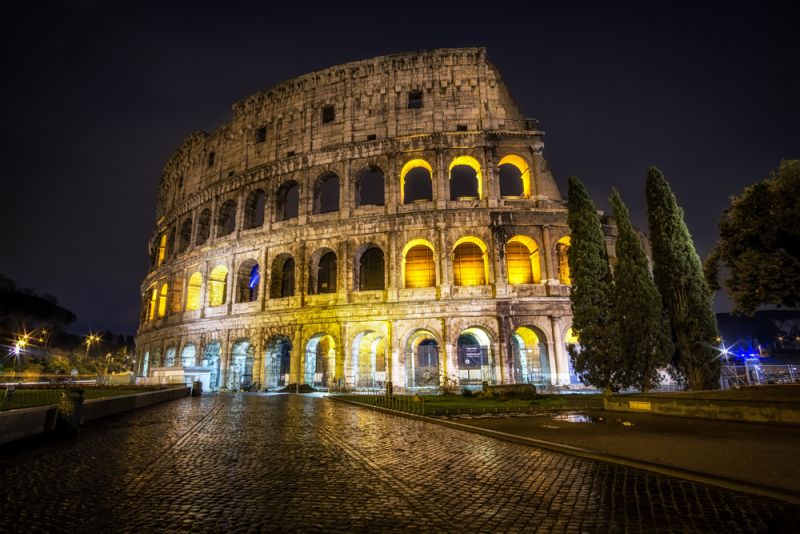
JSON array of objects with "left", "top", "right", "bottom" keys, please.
[{"left": 135, "top": 47, "right": 616, "bottom": 392}]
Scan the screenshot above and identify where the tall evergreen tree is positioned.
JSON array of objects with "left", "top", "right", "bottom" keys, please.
[
  {"left": 645, "top": 167, "right": 720, "bottom": 389},
  {"left": 610, "top": 190, "right": 673, "bottom": 392},
  {"left": 566, "top": 177, "right": 624, "bottom": 394}
]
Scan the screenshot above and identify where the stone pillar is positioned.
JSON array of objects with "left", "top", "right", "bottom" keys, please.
[
  {"left": 291, "top": 330, "right": 304, "bottom": 385},
  {"left": 550, "top": 316, "right": 569, "bottom": 385},
  {"left": 541, "top": 225, "right": 557, "bottom": 284},
  {"left": 219, "top": 330, "right": 232, "bottom": 389}
]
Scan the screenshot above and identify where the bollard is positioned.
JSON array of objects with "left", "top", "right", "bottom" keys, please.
[{"left": 57, "top": 389, "right": 84, "bottom": 435}]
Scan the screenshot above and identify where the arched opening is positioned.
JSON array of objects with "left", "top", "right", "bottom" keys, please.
[
  {"left": 406, "top": 330, "right": 439, "bottom": 387},
  {"left": 196, "top": 208, "right": 211, "bottom": 245},
  {"left": 453, "top": 238, "right": 488, "bottom": 286},
  {"left": 305, "top": 334, "right": 336, "bottom": 388},
  {"left": 270, "top": 255, "right": 295, "bottom": 298},
  {"left": 217, "top": 199, "right": 237, "bottom": 237},
  {"left": 309, "top": 250, "right": 337, "bottom": 294},
  {"left": 151, "top": 348, "right": 162, "bottom": 369},
  {"left": 157, "top": 283, "right": 169, "bottom": 318},
  {"left": 350, "top": 331, "right": 386, "bottom": 388},
  {"left": 506, "top": 235, "right": 541, "bottom": 284},
  {"left": 355, "top": 165, "right": 385, "bottom": 207},
  {"left": 498, "top": 154, "right": 531, "bottom": 198},
  {"left": 510, "top": 326, "right": 551, "bottom": 384},
  {"left": 156, "top": 234, "right": 167, "bottom": 266},
  {"left": 186, "top": 272, "right": 202, "bottom": 311},
  {"left": 236, "top": 260, "right": 260, "bottom": 303},
  {"left": 358, "top": 246, "right": 385, "bottom": 291},
  {"left": 403, "top": 240, "right": 435, "bottom": 288},
  {"left": 448, "top": 156, "right": 482, "bottom": 200},
  {"left": 557, "top": 236, "right": 571, "bottom": 285},
  {"left": 164, "top": 346, "right": 176, "bottom": 367},
  {"left": 166, "top": 227, "right": 176, "bottom": 258},
  {"left": 457, "top": 327, "right": 493, "bottom": 385},
  {"left": 276, "top": 180, "right": 299, "bottom": 221},
  {"left": 228, "top": 340, "right": 255, "bottom": 390},
  {"left": 170, "top": 275, "right": 184, "bottom": 313},
  {"left": 178, "top": 217, "right": 192, "bottom": 253},
  {"left": 203, "top": 341, "right": 221, "bottom": 389},
  {"left": 400, "top": 159, "right": 433, "bottom": 204},
  {"left": 208, "top": 265, "right": 228, "bottom": 307},
  {"left": 147, "top": 287, "right": 158, "bottom": 321},
  {"left": 181, "top": 343, "right": 197, "bottom": 367},
  {"left": 564, "top": 327, "right": 582, "bottom": 385},
  {"left": 313, "top": 172, "right": 340, "bottom": 214},
  {"left": 244, "top": 189, "right": 266, "bottom": 229},
  {"left": 264, "top": 336, "right": 292, "bottom": 388}
]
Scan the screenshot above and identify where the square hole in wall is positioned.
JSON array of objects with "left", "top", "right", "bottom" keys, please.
[
  {"left": 322, "top": 105, "right": 335, "bottom": 124},
  {"left": 408, "top": 90, "right": 423, "bottom": 109},
  {"left": 255, "top": 126, "right": 267, "bottom": 143},
  {"left": 366, "top": 134, "right": 376, "bottom": 141},
  {"left": 207, "top": 151, "right": 216, "bottom": 167},
  {"left": 456, "top": 124, "right": 468, "bottom": 131}
]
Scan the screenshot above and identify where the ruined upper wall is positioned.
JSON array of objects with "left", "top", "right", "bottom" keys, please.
[{"left": 157, "top": 48, "right": 534, "bottom": 208}]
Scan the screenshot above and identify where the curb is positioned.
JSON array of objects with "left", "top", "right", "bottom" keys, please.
[{"left": 329, "top": 396, "right": 800, "bottom": 505}]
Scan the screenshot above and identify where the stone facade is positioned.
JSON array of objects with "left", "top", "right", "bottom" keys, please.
[{"left": 135, "top": 47, "right": 616, "bottom": 391}]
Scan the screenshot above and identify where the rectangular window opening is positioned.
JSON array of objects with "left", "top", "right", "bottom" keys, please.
[
  {"left": 255, "top": 126, "right": 267, "bottom": 143},
  {"left": 408, "top": 90, "right": 423, "bottom": 109},
  {"left": 456, "top": 124, "right": 468, "bottom": 132},
  {"left": 322, "top": 105, "right": 335, "bottom": 124},
  {"left": 366, "top": 134, "right": 376, "bottom": 141},
  {"left": 207, "top": 151, "right": 216, "bottom": 167}
]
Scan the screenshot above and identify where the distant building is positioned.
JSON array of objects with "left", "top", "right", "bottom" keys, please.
[{"left": 135, "top": 48, "right": 618, "bottom": 390}]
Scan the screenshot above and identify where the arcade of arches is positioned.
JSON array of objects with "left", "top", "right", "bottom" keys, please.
[{"left": 139, "top": 318, "right": 580, "bottom": 391}]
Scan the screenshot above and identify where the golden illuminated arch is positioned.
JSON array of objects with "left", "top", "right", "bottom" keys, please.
[
  {"left": 556, "top": 236, "right": 571, "bottom": 285},
  {"left": 498, "top": 154, "right": 532, "bottom": 198},
  {"left": 565, "top": 327, "right": 579, "bottom": 345},
  {"left": 452, "top": 236, "right": 488, "bottom": 286},
  {"left": 157, "top": 283, "right": 168, "bottom": 318},
  {"left": 156, "top": 233, "right": 167, "bottom": 266},
  {"left": 402, "top": 238, "right": 436, "bottom": 288},
  {"left": 506, "top": 235, "right": 541, "bottom": 285},
  {"left": 448, "top": 155, "right": 483, "bottom": 199},
  {"left": 399, "top": 159, "right": 433, "bottom": 204},
  {"left": 147, "top": 287, "right": 158, "bottom": 321},
  {"left": 208, "top": 265, "right": 228, "bottom": 307},
  {"left": 186, "top": 272, "right": 202, "bottom": 311}
]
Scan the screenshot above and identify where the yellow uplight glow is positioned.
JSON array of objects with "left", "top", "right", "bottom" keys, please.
[
  {"left": 448, "top": 156, "right": 483, "bottom": 199},
  {"left": 399, "top": 159, "right": 433, "bottom": 204},
  {"left": 498, "top": 154, "right": 531, "bottom": 198},
  {"left": 506, "top": 235, "right": 541, "bottom": 285},
  {"left": 402, "top": 239, "right": 436, "bottom": 288},
  {"left": 452, "top": 236, "right": 488, "bottom": 286},
  {"left": 556, "top": 236, "right": 571, "bottom": 285},
  {"left": 186, "top": 272, "right": 203, "bottom": 311},
  {"left": 208, "top": 265, "right": 228, "bottom": 307}
]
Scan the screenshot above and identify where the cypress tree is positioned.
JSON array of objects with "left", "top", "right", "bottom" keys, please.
[
  {"left": 645, "top": 167, "right": 720, "bottom": 389},
  {"left": 566, "top": 177, "right": 624, "bottom": 394},
  {"left": 610, "top": 190, "right": 673, "bottom": 392}
]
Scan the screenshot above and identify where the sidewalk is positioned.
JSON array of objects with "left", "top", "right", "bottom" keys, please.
[{"left": 453, "top": 408, "right": 800, "bottom": 497}]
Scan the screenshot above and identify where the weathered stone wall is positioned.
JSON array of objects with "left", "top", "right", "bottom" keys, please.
[{"left": 136, "top": 47, "right": 615, "bottom": 390}]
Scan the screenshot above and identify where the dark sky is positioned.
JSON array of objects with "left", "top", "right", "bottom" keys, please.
[{"left": 1, "top": 1, "right": 798, "bottom": 336}]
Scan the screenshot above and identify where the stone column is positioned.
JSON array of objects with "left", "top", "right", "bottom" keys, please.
[
  {"left": 541, "top": 225, "right": 557, "bottom": 284},
  {"left": 291, "top": 329, "right": 304, "bottom": 385},
  {"left": 550, "top": 316, "right": 569, "bottom": 385}
]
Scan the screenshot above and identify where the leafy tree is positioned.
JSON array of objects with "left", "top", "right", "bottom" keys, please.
[
  {"left": 646, "top": 167, "right": 719, "bottom": 389},
  {"left": 610, "top": 190, "right": 673, "bottom": 392},
  {"left": 705, "top": 160, "right": 800, "bottom": 315},
  {"left": 566, "top": 177, "right": 625, "bottom": 394}
]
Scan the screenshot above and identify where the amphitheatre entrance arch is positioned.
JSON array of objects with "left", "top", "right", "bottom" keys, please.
[
  {"left": 264, "top": 336, "right": 292, "bottom": 388},
  {"left": 350, "top": 331, "right": 386, "bottom": 388},
  {"left": 510, "top": 326, "right": 551, "bottom": 384},
  {"left": 228, "top": 340, "right": 255, "bottom": 390},
  {"left": 456, "top": 327, "right": 493, "bottom": 385},
  {"left": 203, "top": 341, "right": 221, "bottom": 389},
  {"left": 305, "top": 334, "right": 336, "bottom": 388},
  {"left": 405, "top": 330, "right": 440, "bottom": 388}
]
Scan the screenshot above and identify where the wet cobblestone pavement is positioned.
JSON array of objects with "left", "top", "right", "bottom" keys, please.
[{"left": 0, "top": 394, "right": 798, "bottom": 532}]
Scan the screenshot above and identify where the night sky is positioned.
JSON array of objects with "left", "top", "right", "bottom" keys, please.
[{"left": 2, "top": 1, "right": 797, "bottom": 336}]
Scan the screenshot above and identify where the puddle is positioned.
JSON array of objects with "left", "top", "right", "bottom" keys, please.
[{"left": 551, "top": 412, "right": 598, "bottom": 424}]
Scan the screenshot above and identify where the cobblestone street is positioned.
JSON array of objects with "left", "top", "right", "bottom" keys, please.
[{"left": 1, "top": 394, "right": 797, "bottom": 533}]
